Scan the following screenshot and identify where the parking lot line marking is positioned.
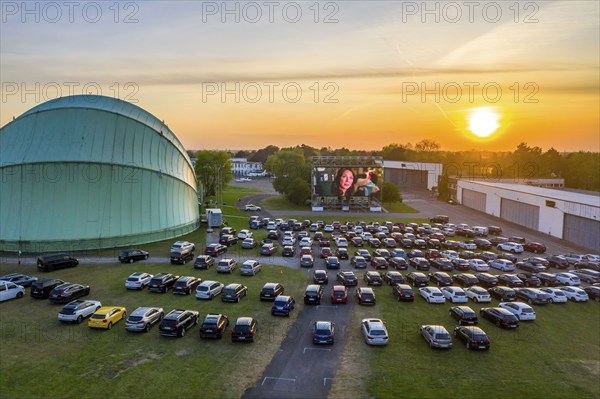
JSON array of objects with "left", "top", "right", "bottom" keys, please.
[
  {"left": 323, "top": 378, "right": 334, "bottom": 386},
  {"left": 303, "top": 347, "right": 332, "bottom": 354},
  {"left": 316, "top": 305, "right": 338, "bottom": 309},
  {"left": 261, "top": 377, "right": 296, "bottom": 386}
]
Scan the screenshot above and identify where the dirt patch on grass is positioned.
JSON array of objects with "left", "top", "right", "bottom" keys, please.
[
  {"left": 175, "top": 349, "right": 190, "bottom": 357},
  {"left": 570, "top": 359, "right": 600, "bottom": 377}
]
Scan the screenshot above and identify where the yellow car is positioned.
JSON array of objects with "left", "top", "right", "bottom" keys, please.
[{"left": 87, "top": 306, "right": 127, "bottom": 330}]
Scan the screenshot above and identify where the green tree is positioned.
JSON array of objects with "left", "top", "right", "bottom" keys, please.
[
  {"left": 194, "top": 151, "right": 232, "bottom": 197},
  {"left": 285, "top": 177, "right": 312, "bottom": 205},
  {"left": 381, "top": 181, "right": 402, "bottom": 207},
  {"left": 266, "top": 149, "right": 311, "bottom": 204}
]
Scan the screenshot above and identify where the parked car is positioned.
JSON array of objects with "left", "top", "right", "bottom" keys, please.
[
  {"left": 241, "top": 238, "right": 258, "bottom": 249},
  {"left": 36, "top": 253, "right": 78, "bottom": 272},
  {"left": 325, "top": 256, "right": 341, "bottom": 269},
  {"left": 354, "top": 249, "right": 372, "bottom": 261},
  {"left": 231, "top": 317, "right": 257, "bottom": 342},
  {"left": 572, "top": 269, "right": 600, "bottom": 284},
  {"left": 30, "top": 278, "right": 65, "bottom": 299},
  {"left": 419, "top": 287, "right": 446, "bottom": 303},
  {"left": 452, "top": 273, "right": 479, "bottom": 288},
  {"left": 313, "top": 270, "right": 329, "bottom": 285},
  {"left": 244, "top": 204, "right": 261, "bottom": 211},
  {"left": 539, "top": 287, "right": 568, "bottom": 303},
  {"left": 558, "top": 286, "right": 589, "bottom": 302},
  {"left": 497, "top": 242, "right": 524, "bottom": 254},
  {"left": 515, "top": 287, "right": 551, "bottom": 305},
  {"left": 304, "top": 284, "right": 324, "bottom": 305},
  {"left": 406, "top": 272, "right": 429, "bottom": 287},
  {"left": 516, "top": 272, "right": 542, "bottom": 287},
  {"left": 204, "top": 243, "right": 227, "bottom": 257},
  {"left": 0, "top": 273, "right": 38, "bottom": 287},
  {"left": 489, "top": 286, "right": 517, "bottom": 302},
  {"left": 523, "top": 242, "right": 546, "bottom": 254},
  {"left": 497, "top": 274, "right": 524, "bottom": 288},
  {"left": 58, "top": 300, "right": 102, "bottom": 324},
  {"left": 170, "top": 248, "right": 194, "bottom": 265},
  {"left": 555, "top": 272, "right": 580, "bottom": 286},
  {"left": 583, "top": 286, "right": 600, "bottom": 302},
  {"left": 259, "top": 282, "right": 284, "bottom": 301},
  {"left": 441, "top": 286, "right": 468, "bottom": 303},
  {"left": 336, "top": 271, "right": 358, "bottom": 286},
  {"left": 172, "top": 276, "right": 201, "bottom": 295},
  {"left": 49, "top": 283, "right": 90, "bottom": 304},
  {"left": 195, "top": 280, "right": 224, "bottom": 300},
  {"left": 363, "top": 271, "right": 382, "bottom": 286},
  {"left": 118, "top": 249, "right": 149, "bottom": 263},
  {"left": 194, "top": 255, "right": 215, "bottom": 269},
  {"left": 370, "top": 257, "right": 388, "bottom": 270},
  {"left": 221, "top": 283, "right": 248, "bottom": 303},
  {"left": 480, "top": 307, "right": 520, "bottom": 328},
  {"left": 409, "top": 257, "right": 430, "bottom": 271},
  {"left": 517, "top": 261, "right": 547, "bottom": 273},
  {"left": 454, "top": 326, "right": 490, "bottom": 350},
  {"left": 125, "top": 307, "right": 164, "bottom": 332},
  {"left": 199, "top": 313, "right": 230, "bottom": 339},
  {"left": 488, "top": 259, "right": 516, "bottom": 272},
  {"left": 469, "top": 259, "right": 490, "bottom": 272},
  {"left": 499, "top": 302, "right": 536, "bottom": 321},
  {"left": 383, "top": 271, "right": 405, "bottom": 285},
  {"left": 465, "top": 286, "right": 491, "bottom": 303},
  {"left": 474, "top": 273, "right": 498, "bottom": 288},
  {"left": 217, "top": 259, "right": 237, "bottom": 274},
  {"left": 449, "top": 306, "right": 478, "bottom": 325},
  {"left": 271, "top": 295, "right": 296, "bottom": 316},
  {"left": 313, "top": 321, "right": 335, "bottom": 345},
  {"left": 536, "top": 272, "right": 560, "bottom": 287},
  {"left": 429, "top": 272, "right": 452, "bottom": 287},
  {"left": 389, "top": 257, "right": 409, "bottom": 270},
  {"left": 300, "top": 255, "right": 315, "bottom": 268},
  {"left": 420, "top": 325, "right": 452, "bottom": 349},
  {"left": 171, "top": 241, "right": 195, "bottom": 252},
  {"left": 351, "top": 256, "right": 368, "bottom": 269},
  {"left": 356, "top": 287, "right": 377, "bottom": 305},
  {"left": 331, "top": 285, "right": 348, "bottom": 304},
  {"left": 361, "top": 318, "right": 389, "bottom": 345},
  {"left": 159, "top": 309, "right": 199, "bottom": 337},
  {"left": 240, "top": 260, "right": 261, "bottom": 276},
  {"left": 545, "top": 255, "right": 570, "bottom": 269},
  {"left": 87, "top": 306, "right": 127, "bottom": 330},
  {"left": 430, "top": 258, "right": 453, "bottom": 271},
  {"left": 148, "top": 273, "right": 178, "bottom": 293},
  {"left": 124, "top": 272, "right": 153, "bottom": 290},
  {"left": 393, "top": 284, "right": 414, "bottom": 302}
]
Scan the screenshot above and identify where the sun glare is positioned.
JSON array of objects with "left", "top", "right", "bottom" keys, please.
[{"left": 467, "top": 107, "right": 500, "bottom": 138}]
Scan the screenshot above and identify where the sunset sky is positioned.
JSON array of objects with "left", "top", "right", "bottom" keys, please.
[{"left": 1, "top": 1, "right": 598, "bottom": 152}]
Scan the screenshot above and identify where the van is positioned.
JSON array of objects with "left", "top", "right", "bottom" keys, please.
[
  {"left": 37, "top": 253, "right": 79, "bottom": 272},
  {"left": 30, "top": 278, "right": 65, "bottom": 298}
]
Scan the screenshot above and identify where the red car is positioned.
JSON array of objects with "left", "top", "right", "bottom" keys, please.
[
  {"left": 523, "top": 242, "right": 546, "bottom": 254},
  {"left": 331, "top": 285, "right": 348, "bottom": 304},
  {"left": 300, "top": 247, "right": 313, "bottom": 256},
  {"left": 425, "top": 249, "right": 442, "bottom": 259},
  {"left": 320, "top": 247, "right": 333, "bottom": 259}
]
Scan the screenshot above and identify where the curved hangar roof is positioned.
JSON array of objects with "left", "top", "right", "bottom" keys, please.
[{"left": 0, "top": 95, "right": 199, "bottom": 252}]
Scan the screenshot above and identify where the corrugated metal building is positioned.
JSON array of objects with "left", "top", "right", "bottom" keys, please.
[
  {"left": 384, "top": 161, "right": 442, "bottom": 191},
  {"left": 457, "top": 180, "right": 600, "bottom": 251},
  {"left": 0, "top": 95, "right": 199, "bottom": 252}
]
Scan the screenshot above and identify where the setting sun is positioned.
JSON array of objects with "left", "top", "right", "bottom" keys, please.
[{"left": 467, "top": 107, "right": 501, "bottom": 138}]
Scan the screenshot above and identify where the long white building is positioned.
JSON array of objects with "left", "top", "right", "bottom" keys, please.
[{"left": 457, "top": 180, "right": 600, "bottom": 250}]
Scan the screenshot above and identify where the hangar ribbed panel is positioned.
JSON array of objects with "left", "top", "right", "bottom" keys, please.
[
  {"left": 384, "top": 168, "right": 428, "bottom": 191},
  {"left": 500, "top": 198, "right": 540, "bottom": 230},
  {"left": 461, "top": 189, "right": 486, "bottom": 212},
  {"left": 0, "top": 95, "right": 198, "bottom": 252},
  {"left": 563, "top": 214, "right": 600, "bottom": 251}
]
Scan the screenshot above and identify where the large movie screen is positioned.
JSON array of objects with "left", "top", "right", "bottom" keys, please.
[{"left": 312, "top": 166, "right": 383, "bottom": 201}]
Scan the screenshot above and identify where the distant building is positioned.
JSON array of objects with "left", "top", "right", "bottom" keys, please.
[
  {"left": 231, "top": 158, "right": 262, "bottom": 175},
  {"left": 384, "top": 161, "right": 443, "bottom": 191},
  {"left": 456, "top": 180, "right": 600, "bottom": 251}
]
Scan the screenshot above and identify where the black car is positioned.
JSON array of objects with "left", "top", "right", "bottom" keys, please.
[
  {"left": 516, "top": 287, "right": 551, "bottom": 305},
  {"left": 409, "top": 257, "right": 430, "bottom": 271},
  {"left": 497, "top": 274, "right": 524, "bottom": 287},
  {"left": 159, "top": 309, "right": 199, "bottom": 337},
  {"left": 199, "top": 313, "right": 230, "bottom": 339},
  {"left": 474, "top": 273, "right": 498, "bottom": 288},
  {"left": 480, "top": 307, "right": 519, "bottom": 328},
  {"left": 452, "top": 259, "right": 471, "bottom": 271},
  {"left": 219, "top": 234, "right": 238, "bottom": 247},
  {"left": 536, "top": 272, "right": 560, "bottom": 287},
  {"left": 36, "top": 253, "right": 78, "bottom": 272},
  {"left": 473, "top": 239, "right": 492, "bottom": 250},
  {"left": 374, "top": 249, "right": 391, "bottom": 260},
  {"left": 118, "top": 249, "right": 149, "bottom": 263},
  {"left": 354, "top": 249, "right": 372, "bottom": 262},
  {"left": 430, "top": 258, "right": 453, "bottom": 271},
  {"left": 222, "top": 283, "right": 248, "bottom": 303},
  {"left": 383, "top": 271, "right": 405, "bottom": 285},
  {"left": 336, "top": 271, "right": 358, "bottom": 286},
  {"left": 364, "top": 271, "right": 383, "bottom": 286},
  {"left": 406, "top": 272, "right": 429, "bottom": 288},
  {"left": 368, "top": 238, "right": 382, "bottom": 248},
  {"left": 336, "top": 248, "right": 349, "bottom": 260},
  {"left": 413, "top": 239, "right": 428, "bottom": 250},
  {"left": 449, "top": 306, "right": 478, "bottom": 325},
  {"left": 30, "top": 278, "right": 65, "bottom": 298},
  {"left": 489, "top": 286, "right": 518, "bottom": 301},
  {"left": 172, "top": 276, "right": 201, "bottom": 295},
  {"left": 48, "top": 283, "right": 90, "bottom": 304},
  {"left": 194, "top": 255, "right": 215, "bottom": 269},
  {"left": 389, "top": 257, "right": 408, "bottom": 270},
  {"left": 313, "top": 321, "right": 335, "bottom": 345},
  {"left": 429, "top": 272, "right": 453, "bottom": 287},
  {"left": 371, "top": 257, "right": 389, "bottom": 270},
  {"left": 393, "top": 284, "right": 415, "bottom": 302},
  {"left": 148, "top": 273, "right": 179, "bottom": 293},
  {"left": 282, "top": 246, "right": 296, "bottom": 257},
  {"left": 231, "top": 317, "right": 257, "bottom": 342},
  {"left": 351, "top": 256, "right": 368, "bottom": 269},
  {"left": 170, "top": 249, "right": 194, "bottom": 265},
  {"left": 583, "top": 286, "right": 600, "bottom": 302},
  {"left": 260, "top": 283, "right": 284, "bottom": 301},
  {"left": 517, "top": 261, "right": 547, "bottom": 273},
  {"left": 356, "top": 287, "right": 376, "bottom": 305},
  {"left": 220, "top": 227, "right": 237, "bottom": 237},
  {"left": 545, "top": 255, "right": 570, "bottom": 270},
  {"left": 304, "top": 284, "right": 324, "bottom": 304},
  {"left": 516, "top": 272, "right": 542, "bottom": 287},
  {"left": 313, "top": 270, "right": 329, "bottom": 284},
  {"left": 453, "top": 273, "right": 479, "bottom": 288},
  {"left": 454, "top": 326, "right": 490, "bottom": 350},
  {"left": 325, "top": 257, "right": 341, "bottom": 269},
  {"left": 430, "top": 215, "right": 449, "bottom": 224},
  {"left": 204, "top": 243, "right": 227, "bottom": 257},
  {"left": 488, "top": 226, "right": 502, "bottom": 235}
]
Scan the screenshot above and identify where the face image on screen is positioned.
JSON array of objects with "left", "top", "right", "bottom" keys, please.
[{"left": 312, "top": 167, "right": 382, "bottom": 200}]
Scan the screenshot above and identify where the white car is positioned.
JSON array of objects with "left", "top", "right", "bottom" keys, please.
[
  {"left": 353, "top": 226, "right": 364, "bottom": 234},
  {"left": 440, "top": 250, "right": 459, "bottom": 260},
  {"left": 336, "top": 238, "right": 349, "bottom": 248},
  {"left": 237, "top": 230, "right": 253, "bottom": 239},
  {"left": 559, "top": 286, "right": 589, "bottom": 302},
  {"left": 539, "top": 287, "right": 568, "bottom": 303},
  {"left": 266, "top": 221, "right": 277, "bottom": 230},
  {"left": 58, "top": 300, "right": 102, "bottom": 323},
  {"left": 244, "top": 204, "right": 262, "bottom": 211},
  {"left": 465, "top": 286, "right": 491, "bottom": 303},
  {"left": 361, "top": 318, "right": 389, "bottom": 346},
  {"left": 555, "top": 272, "right": 580, "bottom": 286},
  {"left": 585, "top": 254, "right": 600, "bottom": 262},
  {"left": 324, "top": 224, "right": 334, "bottom": 232},
  {"left": 0, "top": 281, "right": 25, "bottom": 302},
  {"left": 195, "top": 280, "right": 224, "bottom": 299},
  {"left": 299, "top": 237, "right": 313, "bottom": 247},
  {"left": 240, "top": 260, "right": 261, "bottom": 276},
  {"left": 125, "top": 272, "right": 153, "bottom": 290},
  {"left": 499, "top": 302, "right": 536, "bottom": 321},
  {"left": 361, "top": 232, "right": 373, "bottom": 241},
  {"left": 171, "top": 241, "right": 195, "bottom": 252},
  {"left": 458, "top": 241, "right": 477, "bottom": 250},
  {"left": 440, "top": 286, "right": 468, "bottom": 303},
  {"left": 282, "top": 237, "right": 296, "bottom": 246},
  {"left": 497, "top": 242, "right": 524, "bottom": 253},
  {"left": 489, "top": 259, "right": 516, "bottom": 272},
  {"left": 418, "top": 287, "right": 446, "bottom": 303},
  {"left": 469, "top": 259, "right": 490, "bottom": 272}
]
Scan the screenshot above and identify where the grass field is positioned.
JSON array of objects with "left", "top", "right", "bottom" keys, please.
[
  {"left": 382, "top": 201, "right": 419, "bottom": 213},
  {"left": 0, "top": 261, "right": 307, "bottom": 399},
  {"left": 260, "top": 195, "right": 308, "bottom": 211}
]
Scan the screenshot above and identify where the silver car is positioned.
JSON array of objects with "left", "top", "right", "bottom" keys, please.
[
  {"left": 195, "top": 280, "right": 224, "bottom": 299},
  {"left": 240, "top": 260, "right": 261, "bottom": 276},
  {"left": 125, "top": 307, "right": 164, "bottom": 332},
  {"left": 420, "top": 325, "right": 453, "bottom": 349},
  {"left": 217, "top": 259, "right": 237, "bottom": 273},
  {"left": 361, "top": 318, "right": 389, "bottom": 346},
  {"left": 58, "top": 300, "right": 102, "bottom": 323}
]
